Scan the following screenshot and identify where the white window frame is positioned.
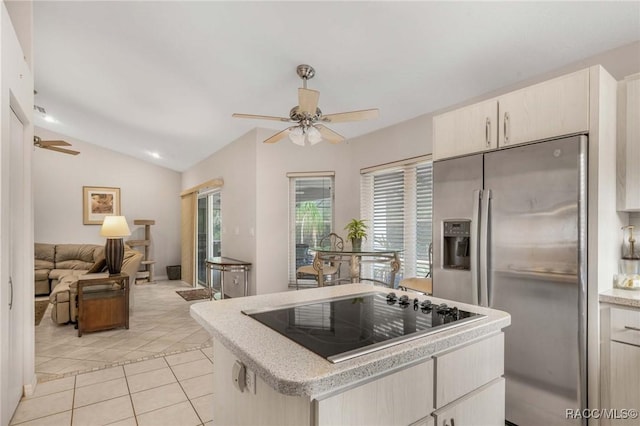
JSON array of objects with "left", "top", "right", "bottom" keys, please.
[
  {"left": 287, "top": 171, "right": 335, "bottom": 287},
  {"left": 360, "top": 155, "right": 432, "bottom": 285}
]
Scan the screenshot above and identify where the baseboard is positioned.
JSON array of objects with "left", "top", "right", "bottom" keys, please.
[{"left": 23, "top": 373, "right": 38, "bottom": 397}]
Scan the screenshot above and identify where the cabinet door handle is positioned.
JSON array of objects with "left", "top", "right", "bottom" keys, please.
[
  {"left": 503, "top": 111, "right": 510, "bottom": 144},
  {"left": 625, "top": 326, "right": 640, "bottom": 332},
  {"left": 485, "top": 117, "right": 491, "bottom": 147}
]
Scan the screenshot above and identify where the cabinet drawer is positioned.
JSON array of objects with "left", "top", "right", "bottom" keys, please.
[
  {"left": 315, "top": 359, "right": 433, "bottom": 426},
  {"left": 433, "top": 377, "right": 505, "bottom": 426},
  {"left": 611, "top": 308, "right": 640, "bottom": 347},
  {"left": 434, "top": 333, "right": 504, "bottom": 408}
]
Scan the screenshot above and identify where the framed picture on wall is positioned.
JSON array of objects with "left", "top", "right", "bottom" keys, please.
[{"left": 83, "top": 186, "right": 121, "bottom": 225}]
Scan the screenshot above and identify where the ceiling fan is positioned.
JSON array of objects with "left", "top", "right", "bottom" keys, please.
[
  {"left": 33, "top": 136, "right": 80, "bottom": 156},
  {"left": 233, "top": 64, "right": 379, "bottom": 145}
]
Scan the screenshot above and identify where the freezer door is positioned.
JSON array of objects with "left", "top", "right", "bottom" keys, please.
[
  {"left": 432, "top": 155, "right": 483, "bottom": 304},
  {"left": 484, "top": 136, "right": 586, "bottom": 426}
]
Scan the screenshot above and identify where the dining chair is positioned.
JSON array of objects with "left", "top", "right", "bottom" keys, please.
[{"left": 295, "top": 233, "right": 344, "bottom": 289}]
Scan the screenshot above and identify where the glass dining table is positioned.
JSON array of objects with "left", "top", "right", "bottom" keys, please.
[{"left": 312, "top": 248, "right": 401, "bottom": 288}]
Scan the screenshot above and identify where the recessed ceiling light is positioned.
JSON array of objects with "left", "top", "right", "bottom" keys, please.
[
  {"left": 43, "top": 115, "right": 57, "bottom": 123},
  {"left": 150, "top": 152, "right": 161, "bottom": 159}
]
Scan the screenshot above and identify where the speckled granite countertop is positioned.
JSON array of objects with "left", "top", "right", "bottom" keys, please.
[
  {"left": 600, "top": 288, "right": 640, "bottom": 308},
  {"left": 190, "top": 283, "right": 510, "bottom": 398}
]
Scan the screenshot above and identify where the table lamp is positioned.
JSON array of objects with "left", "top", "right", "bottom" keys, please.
[{"left": 100, "top": 216, "right": 131, "bottom": 275}]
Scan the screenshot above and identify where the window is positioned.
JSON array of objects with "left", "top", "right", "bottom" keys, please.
[
  {"left": 197, "top": 190, "right": 221, "bottom": 286},
  {"left": 288, "top": 172, "right": 335, "bottom": 286},
  {"left": 361, "top": 157, "right": 432, "bottom": 285}
]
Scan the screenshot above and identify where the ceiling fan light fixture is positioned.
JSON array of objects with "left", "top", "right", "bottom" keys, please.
[
  {"left": 234, "top": 64, "right": 379, "bottom": 146},
  {"left": 288, "top": 127, "right": 305, "bottom": 146},
  {"left": 307, "top": 126, "right": 322, "bottom": 145}
]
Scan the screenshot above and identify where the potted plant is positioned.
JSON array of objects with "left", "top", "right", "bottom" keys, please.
[{"left": 344, "top": 219, "right": 367, "bottom": 251}]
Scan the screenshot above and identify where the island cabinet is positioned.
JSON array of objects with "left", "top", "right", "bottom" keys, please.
[
  {"left": 191, "top": 284, "right": 510, "bottom": 426},
  {"left": 599, "top": 295, "right": 640, "bottom": 426},
  {"left": 433, "top": 68, "right": 589, "bottom": 161},
  {"left": 212, "top": 332, "right": 505, "bottom": 426}
]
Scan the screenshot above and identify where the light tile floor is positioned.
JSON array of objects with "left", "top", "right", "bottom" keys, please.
[
  {"left": 14, "top": 280, "right": 217, "bottom": 425},
  {"left": 10, "top": 346, "right": 215, "bottom": 426},
  {"left": 35, "top": 280, "right": 212, "bottom": 382}
]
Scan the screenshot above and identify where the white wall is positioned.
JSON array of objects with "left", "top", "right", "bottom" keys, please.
[
  {"left": 182, "top": 127, "right": 352, "bottom": 295},
  {"left": 33, "top": 127, "right": 181, "bottom": 278},
  {"left": 255, "top": 128, "right": 352, "bottom": 295},
  {"left": 182, "top": 129, "right": 257, "bottom": 292},
  {"left": 1, "top": 0, "right": 36, "bottom": 416},
  {"left": 180, "top": 42, "right": 640, "bottom": 297},
  {"left": 346, "top": 115, "right": 432, "bottom": 216}
]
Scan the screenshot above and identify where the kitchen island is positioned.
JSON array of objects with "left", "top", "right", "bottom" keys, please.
[{"left": 191, "top": 283, "right": 511, "bottom": 426}]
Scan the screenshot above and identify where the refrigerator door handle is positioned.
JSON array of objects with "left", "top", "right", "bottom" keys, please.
[
  {"left": 471, "top": 189, "right": 482, "bottom": 306},
  {"left": 479, "top": 189, "right": 492, "bottom": 307}
]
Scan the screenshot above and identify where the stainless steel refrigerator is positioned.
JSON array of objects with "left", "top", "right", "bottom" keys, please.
[{"left": 433, "top": 135, "right": 587, "bottom": 426}]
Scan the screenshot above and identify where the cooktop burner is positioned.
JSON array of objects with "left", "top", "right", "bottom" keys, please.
[{"left": 243, "top": 291, "right": 485, "bottom": 363}]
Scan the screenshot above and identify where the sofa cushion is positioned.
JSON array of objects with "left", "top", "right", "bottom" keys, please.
[
  {"left": 55, "top": 244, "right": 103, "bottom": 270},
  {"left": 35, "top": 243, "right": 55, "bottom": 269},
  {"left": 35, "top": 269, "right": 50, "bottom": 281}
]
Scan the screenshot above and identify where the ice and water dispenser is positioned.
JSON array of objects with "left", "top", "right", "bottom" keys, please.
[{"left": 442, "top": 220, "right": 471, "bottom": 270}]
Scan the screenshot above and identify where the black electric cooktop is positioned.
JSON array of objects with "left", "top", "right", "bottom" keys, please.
[{"left": 243, "top": 292, "right": 485, "bottom": 363}]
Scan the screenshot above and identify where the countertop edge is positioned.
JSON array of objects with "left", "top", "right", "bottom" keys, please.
[
  {"left": 599, "top": 288, "right": 640, "bottom": 308},
  {"left": 191, "top": 284, "right": 511, "bottom": 398}
]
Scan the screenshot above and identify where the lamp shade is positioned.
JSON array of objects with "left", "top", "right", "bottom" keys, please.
[{"left": 100, "top": 216, "right": 131, "bottom": 238}]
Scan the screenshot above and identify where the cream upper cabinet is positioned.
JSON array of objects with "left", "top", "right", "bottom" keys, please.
[
  {"left": 498, "top": 68, "right": 590, "bottom": 148},
  {"left": 433, "top": 68, "right": 590, "bottom": 160},
  {"left": 433, "top": 99, "right": 498, "bottom": 160},
  {"left": 617, "top": 73, "right": 640, "bottom": 212}
]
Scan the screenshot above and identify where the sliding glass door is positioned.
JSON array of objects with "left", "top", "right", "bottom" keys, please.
[{"left": 197, "top": 191, "right": 221, "bottom": 286}]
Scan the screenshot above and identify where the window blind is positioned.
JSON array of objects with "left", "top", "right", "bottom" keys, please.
[
  {"left": 360, "top": 157, "right": 433, "bottom": 285},
  {"left": 416, "top": 162, "right": 433, "bottom": 277}
]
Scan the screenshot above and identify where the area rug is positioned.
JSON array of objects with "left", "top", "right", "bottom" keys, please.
[
  {"left": 176, "top": 288, "right": 220, "bottom": 301},
  {"left": 35, "top": 300, "right": 49, "bottom": 326}
]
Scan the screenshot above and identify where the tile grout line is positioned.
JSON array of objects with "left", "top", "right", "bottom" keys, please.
[
  {"left": 168, "top": 351, "right": 205, "bottom": 425},
  {"left": 70, "top": 375, "right": 76, "bottom": 426},
  {"left": 123, "top": 363, "right": 140, "bottom": 426}
]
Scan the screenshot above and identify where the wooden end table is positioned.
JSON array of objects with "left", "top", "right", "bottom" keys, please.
[{"left": 77, "top": 273, "right": 129, "bottom": 337}]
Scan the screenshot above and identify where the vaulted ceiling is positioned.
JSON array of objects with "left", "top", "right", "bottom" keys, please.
[{"left": 33, "top": 1, "right": 640, "bottom": 171}]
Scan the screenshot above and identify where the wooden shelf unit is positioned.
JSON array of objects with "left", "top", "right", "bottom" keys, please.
[{"left": 127, "top": 219, "right": 156, "bottom": 283}]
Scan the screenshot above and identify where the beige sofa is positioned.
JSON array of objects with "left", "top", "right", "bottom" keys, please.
[
  {"left": 35, "top": 243, "right": 105, "bottom": 295},
  {"left": 49, "top": 248, "right": 142, "bottom": 325}
]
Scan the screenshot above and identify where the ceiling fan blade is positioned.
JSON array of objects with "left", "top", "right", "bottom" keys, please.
[
  {"left": 264, "top": 127, "right": 296, "bottom": 144},
  {"left": 321, "top": 108, "right": 379, "bottom": 123},
  {"left": 232, "top": 113, "right": 292, "bottom": 122},
  {"left": 298, "top": 88, "right": 320, "bottom": 115},
  {"left": 44, "top": 146, "right": 80, "bottom": 156},
  {"left": 315, "top": 124, "right": 344, "bottom": 144},
  {"left": 39, "top": 140, "right": 71, "bottom": 147}
]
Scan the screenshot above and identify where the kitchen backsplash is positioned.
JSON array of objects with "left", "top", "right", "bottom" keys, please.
[{"left": 629, "top": 213, "right": 640, "bottom": 227}]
